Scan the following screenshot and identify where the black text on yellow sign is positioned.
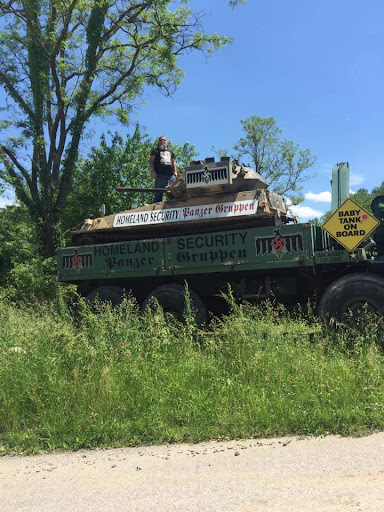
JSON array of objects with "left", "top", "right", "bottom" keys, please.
[{"left": 322, "top": 198, "right": 379, "bottom": 251}]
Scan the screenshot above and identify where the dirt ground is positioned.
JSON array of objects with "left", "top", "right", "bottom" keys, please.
[{"left": 1, "top": 433, "right": 384, "bottom": 511}]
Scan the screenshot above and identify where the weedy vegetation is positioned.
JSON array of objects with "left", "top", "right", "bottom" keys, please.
[{"left": 0, "top": 291, "right": 383, "bottom": 454}]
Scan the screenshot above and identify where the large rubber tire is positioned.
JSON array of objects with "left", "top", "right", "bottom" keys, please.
[
  {"left": 86, "top": 286, "right": 125, "bottom": 306},
  {"left": 142, "top": 284, "right": 207, "bottom": 325},
  {"left": 318, "top": 273, "right": 384, "bottom": 323}
]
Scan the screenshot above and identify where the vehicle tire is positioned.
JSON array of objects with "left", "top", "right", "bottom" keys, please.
[
  {"left": 318, "top": 273, "right": 384, "bottom": 323},
  {"left": 142, "top": 284, "right": 207, "bottom": 325},
  {"left": 86, "top": 286, "right": 125, "bottom": 306}
]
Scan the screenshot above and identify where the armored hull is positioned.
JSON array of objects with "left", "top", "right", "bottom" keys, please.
[{"left": 72, "top": 158, "right": 293, "bottom": 245}]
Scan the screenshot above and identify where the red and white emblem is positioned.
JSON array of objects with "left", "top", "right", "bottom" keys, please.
[
  {"left": 270, "top": 233, "right": 287, "bottom": 259},
  {"left": 72, "top": 251, "right": 83, "bottom": 272}
]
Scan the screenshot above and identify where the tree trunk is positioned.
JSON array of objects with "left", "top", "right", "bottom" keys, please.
[{"left": 41, "top": 214, "right": 56, "bottom": 258}]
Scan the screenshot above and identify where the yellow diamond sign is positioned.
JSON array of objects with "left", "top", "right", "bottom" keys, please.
[{"left": 322, "top": 197, "right": 379, "bottom": 251}]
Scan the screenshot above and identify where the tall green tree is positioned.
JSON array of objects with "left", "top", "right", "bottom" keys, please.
[
  {"left": 349, "top": 182, "right": 384, "bottom": 214},
  {"left": 59, "top": 126, "right": 196, "bottom": 237},
  {"left": 234, "top": 116, "right": 316, "bottom": 203},
  {"left": 0, "top": 1, "right": 235, "bottom": 257}
]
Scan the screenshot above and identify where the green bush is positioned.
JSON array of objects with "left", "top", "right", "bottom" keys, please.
[
  {"left": 0, "top": 205, "right": 59, "bottom": 303},
  {"left": 0, "top": 257, "right": 58, "bottom": 304}
]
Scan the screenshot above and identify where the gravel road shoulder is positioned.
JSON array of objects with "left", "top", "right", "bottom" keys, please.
[{"left": 1, "top": 433, "right": 384, "bottom": 511}]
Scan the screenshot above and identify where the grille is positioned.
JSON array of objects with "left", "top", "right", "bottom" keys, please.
[
  {"left": 62, "top": 252, "right": 93, "bottom": 270},
  {"left": 186, "top": 165, "right": 230, "bottom": 188}
]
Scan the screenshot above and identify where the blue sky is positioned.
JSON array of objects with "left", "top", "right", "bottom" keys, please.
[{"left": 1, "top": 0, "right": 384, "bottom": 219}]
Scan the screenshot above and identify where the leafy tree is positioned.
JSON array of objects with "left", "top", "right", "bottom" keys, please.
[
  {"left": 350, "top": 182, "right": 384, "bottom": 214},
  {"left": 233, "top": 116, "right": 316, "bottom": 203},
  {"left": 0, "top": 0, "right": 236, "bottom": 257},
  {"left": 59, "top": 126, "right": 196, "bottom": 238}
]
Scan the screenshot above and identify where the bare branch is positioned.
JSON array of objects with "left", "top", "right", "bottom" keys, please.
[
  {"left": 100, "top": 1, "right": 153, "bottom": 45},
  {"left": 0, "top": 1, "right": 27, "bottom": 21},
  {"left": 0, "top": 70, "right": 34, "bottom": 119},
  {"left": 0, "top": 144, "right": 30, "bottom": 183},
  {"left": 51, "top": 110, "right": 67, "bottom": 186},
  {"left": 63, "top": 70, "right": 83, "bottom": 86},
  {"left": 51, "top": 0, "right": 79, "bottom": 57},
  {"left": 0, "top": 143, "right": 39, "bottom": 210},
  {"left": 83, "top": 46, "right": 142, "bottom": 122}
]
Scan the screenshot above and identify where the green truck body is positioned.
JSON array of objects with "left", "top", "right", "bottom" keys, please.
[
  {"left": 58, "top": 223, "right": 358, "bottom": 281},
  {"left": 57, "top": 222, "right": 384, "bottom": 321}
]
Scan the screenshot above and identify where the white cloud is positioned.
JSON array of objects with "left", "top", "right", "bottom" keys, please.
[
  {"left": 304, "top": 191, "right": 332, "bottom": 203},
  {"left": 289, "top": 204, "right": 324, "bottom": 221},
  {"left": 350, "top": 173, "right": 365, "bottom": 187}
]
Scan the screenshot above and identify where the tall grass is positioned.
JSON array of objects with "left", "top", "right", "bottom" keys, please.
[{"left": 0, "top": 296, "right": 383, "bottom": 453}]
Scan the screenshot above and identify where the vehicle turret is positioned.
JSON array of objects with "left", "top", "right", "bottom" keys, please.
[{"left": 72, "top": 158, "right": 293, "bottom": 245}]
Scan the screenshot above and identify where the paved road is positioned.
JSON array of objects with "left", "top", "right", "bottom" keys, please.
[{"left": 1, "top": 434, "right": 384, "bottom": 511}]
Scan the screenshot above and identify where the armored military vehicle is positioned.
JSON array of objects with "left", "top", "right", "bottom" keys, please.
[
  {"left": 58, "top": 161, "right": 384, "bottom": 325},
  {"left": 72, "top": 158, "right": 292, "bottom": 245}
]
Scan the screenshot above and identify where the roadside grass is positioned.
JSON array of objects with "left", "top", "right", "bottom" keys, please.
[{"left": 0, "top": 296, "right": 383, "bottom": 454}]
